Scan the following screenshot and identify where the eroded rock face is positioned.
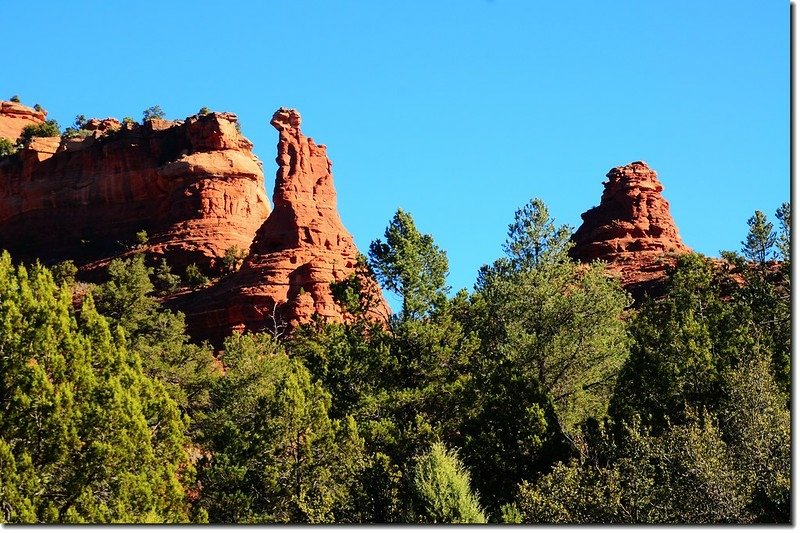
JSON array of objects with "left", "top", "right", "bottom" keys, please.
[
  {"left": 0, "top": 111, "right": 271, "bottom": 273},
  {"left": 179, "top": 108, "right": 390, "bottom": 341},
  {"left": 0, "top": 101, "right": 46, "bottom": 142},
  {"left": 570, "top": 161, "right": 691, "bottom": 296}
]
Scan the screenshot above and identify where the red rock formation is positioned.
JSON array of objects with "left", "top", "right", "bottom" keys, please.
[
  {"left": 179, "top": 108, "right": 390, "bottom": 340},
  {"left": 0, "top": 101, "right": 46, "bottom": 142},
  {"left": 570, "top": 161, "right": 691, "bottom": 295},
  {"left": 0, "top": 111, "right": 270, "bottom": 273}
]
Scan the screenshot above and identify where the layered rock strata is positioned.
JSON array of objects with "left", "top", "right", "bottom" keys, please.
[
  {"left": 570, "top": 161, "right": 691, "bottom": 296},
  {"left": 0, "top": 109, "right": 271, "bottom": 272},
  {"left": 0, "top": 101, "right": 46, "bottom": 141},
  {"left": 178, "top": 108, "right": 390, "bottom": 340}
]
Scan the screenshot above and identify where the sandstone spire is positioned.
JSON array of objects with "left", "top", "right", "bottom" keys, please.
[
  {"left": 179, "top": 108, "right": 389, "bottom": 340},
  {"left": 570, "top": 161, "right": 690, "bottom": 295}
]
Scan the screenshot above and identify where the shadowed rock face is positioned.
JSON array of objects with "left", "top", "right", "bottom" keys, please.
[
  {"left": 177, "top": 108, "right": 390, "bottom": 342},
  {"left": 571, "top": 161, "right": 691, "bottom": 297},
  {"left": 0, "top": 109, "right": 271, "bottom": 273}
]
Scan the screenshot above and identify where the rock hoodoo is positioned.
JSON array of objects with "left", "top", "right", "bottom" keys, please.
[
  {"left": 178, "top": 108, "right": 390, "bottom": 340},
  {"left": 0, "top": 106, "right": 271, "bottom": 273},
  {"left": 0, "top": 101, "right": 46, "bottom": 142},
  {"left": 570, "top": 161, "right": 690, "bottom": 295}
]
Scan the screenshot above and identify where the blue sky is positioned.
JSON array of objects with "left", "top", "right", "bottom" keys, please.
[{"left": 3, "top": 1, "right": 788, "bottom": 295}]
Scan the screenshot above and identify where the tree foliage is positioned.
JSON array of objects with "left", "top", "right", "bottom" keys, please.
[
  {"left": 17, "top": 120, "right": 60, "bottom": 145},
  {"left": 409, "top": 443, "right": 485, "bottom": 523},
  {"left": 0, "top": 253, "right": 190, "bottom": 523}
]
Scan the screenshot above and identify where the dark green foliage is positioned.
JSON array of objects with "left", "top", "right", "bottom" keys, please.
[
  {"left": 610, "top": 253, "right": 768, "bottom": 430},
  {"left": 51, "top": 260, "right": 78, "bottom": 286},
  {"left": 9, "top": 95, "right": 20, "bottom": 103},
  {"left": 17, "top": 120, "right": 60, "bottom": 145},
  {"left": 455, "top": 199, "right": 630, "bottom": 515},
  {"left": 195, "top": 333, "right": 366, "bottom": 523},
  {"left": 0, "top": 196, "right": 789, "bottom": 524},
  {"left": 122, "top": 116, "right": 136, "bottom": 125},
  {"left": 742, "top": 210, "right": 775, "bottom": 265},
  {"left": 93, "top": 255, "right": 217, "bottom": 417},
  {"left": 369, "top": 208, "right": 449, "bottom": 320},
  {"left": 0, "top": 253, "right": 191, "bottom": 522},
  {"left": 153, "top": 258, "right": 181, "bottom": 295},
  {"left": 0, "top": 137, "right": 16, "bottom": 157},
  {"left": 185, "top": 263, "right": 209, "bottom": 290},
  {"left": 142, "top": 105, "right": 166, "bottom": 121},
  {"left": 33, "top": 103, "right": 42, "bottom": 112},
  {"left": 198, "top": 107, "right": 210, "bottom": 115}
]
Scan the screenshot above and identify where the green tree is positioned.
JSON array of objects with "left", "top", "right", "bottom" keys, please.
[
  {"left": 199, "top": 107, "right": 211, "bottom": 115},
  {"left": 775, "top": 202, "right": 790, "bottom": 263},
  {"left": 503, "top": 198, "right": 572, "bottom": 269},
  {"left": 17, "top": 120, "right": 60, "bottom": 145},
  {"left": 409, "top": 443, "right": 485, "bottom": 523},
  {"left": 51, "top": 260, "right": 78, "bottom": 287},
  {"left": 741, "top": 210, "right": 775, "bottom": 266},
  {"left": 153, "top": 258, "right": 181, "bottom": 295},
  {"left": 0, "top": 137, "right": 16, "bottom": 157},
  {"left": 9, "top": 95, "right": 20, "bottom": 103},
  {"left": 473, "top": 199, "right": 630, "bottom": 432},
  {"left": 185, "top": 263, "right": 209, "bottom": 290},
  {"left": 196, "top": 333, "right": 366, "bottom": 523},
  {"left": 720, "top": 354, "right": 790, "bottom": 522},
  {"left": 142, "top": 105, "right": 166, "bottom": 121},
  {"left": 220, "top": 245, "right": 247, "bottom": 274},
  {"left": 94, "top": 255, "right": 217, "bottom": 417},
  {"left": 0, "top": 253, "right": 191, "bottom": 523},
  {"left": 369, "top": 208, "right": 449, "bottom": 320}
]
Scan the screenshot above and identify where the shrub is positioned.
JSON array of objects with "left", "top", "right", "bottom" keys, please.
[
  {"left": 185, "top": 263, "right": 209, "bottom": 290},
  {"left": 153, "top": 258, "right": 181, "bottom": 295},
  {"left": 220, "top": 245, "right": 247, "bottom": 274},
  {"left": 51, "top": 260, "right": 78, "bottom": 286},
  {"left": 33, "top": 103, "right": 42, "bottom": 112},
  {"left": 9, "top": 95, "right": 20, "bottom": 103},
  {"left": 122, "top": 116, "right": 136, "bottom": 125},
  {"left": 135, "top": 229, "right": 149, "bottom": 247},
  {"left": 17, "top": 120, "right": 61, "bottom": 145},
  {"left": 0, "top": 137, "right": 16, "bottom": 157},
  {"left": 142, "top": 105, "right": 166, "bottom": 121},
  {"left": 199, "top": 106, "right": 210, "bottom": 115}
]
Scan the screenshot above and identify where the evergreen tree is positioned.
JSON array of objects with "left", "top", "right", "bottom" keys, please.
[
  {"left": 409, "top": 443, "right": 485, "bottom": 523},
  {"left": 196, "top": 333, "right": 366, "bottom": 523},
  {"left": 741, "top": 210, "right": 775, "bottom": 266},
  {"left": 0, "top": 253, "right": 191, "bottom": 523},
  {"left": 369, "top": 208, "right": 449, "bottom": 320}
]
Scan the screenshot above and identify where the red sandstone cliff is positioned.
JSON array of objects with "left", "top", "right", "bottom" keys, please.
[
  {"left": 0, "top": 109, "right": 271, "bottom": 273},
  {"left": 178, "top": 108, "right": 390, "bottom": 340},
  {"left": 570, "top": 161, "right": 691, "bottom": 295},
  {"left": 0, "top": 101, "right": 46, "bottom": 141}
]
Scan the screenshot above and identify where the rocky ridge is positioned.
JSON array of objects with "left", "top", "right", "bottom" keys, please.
[
  {"left": 0, "top": 104, "right": 271, "bottom": 273},
  {"left": 570, "top": 161, "right": 691, "bottom": 296},
  {"left": 177, "top": 108, "right": 390, "bottom": 341},
  {"left": 0, "top": 101, "right": 46, "bottom": 142}
]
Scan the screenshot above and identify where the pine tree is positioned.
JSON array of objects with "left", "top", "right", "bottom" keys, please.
[{"left": 409, "top": 443, "right": 485, "bottom": 523}]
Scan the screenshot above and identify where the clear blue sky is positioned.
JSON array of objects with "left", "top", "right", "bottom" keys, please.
[{"left": 4, "top": 1, "right": 788, "bottom": 294}]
